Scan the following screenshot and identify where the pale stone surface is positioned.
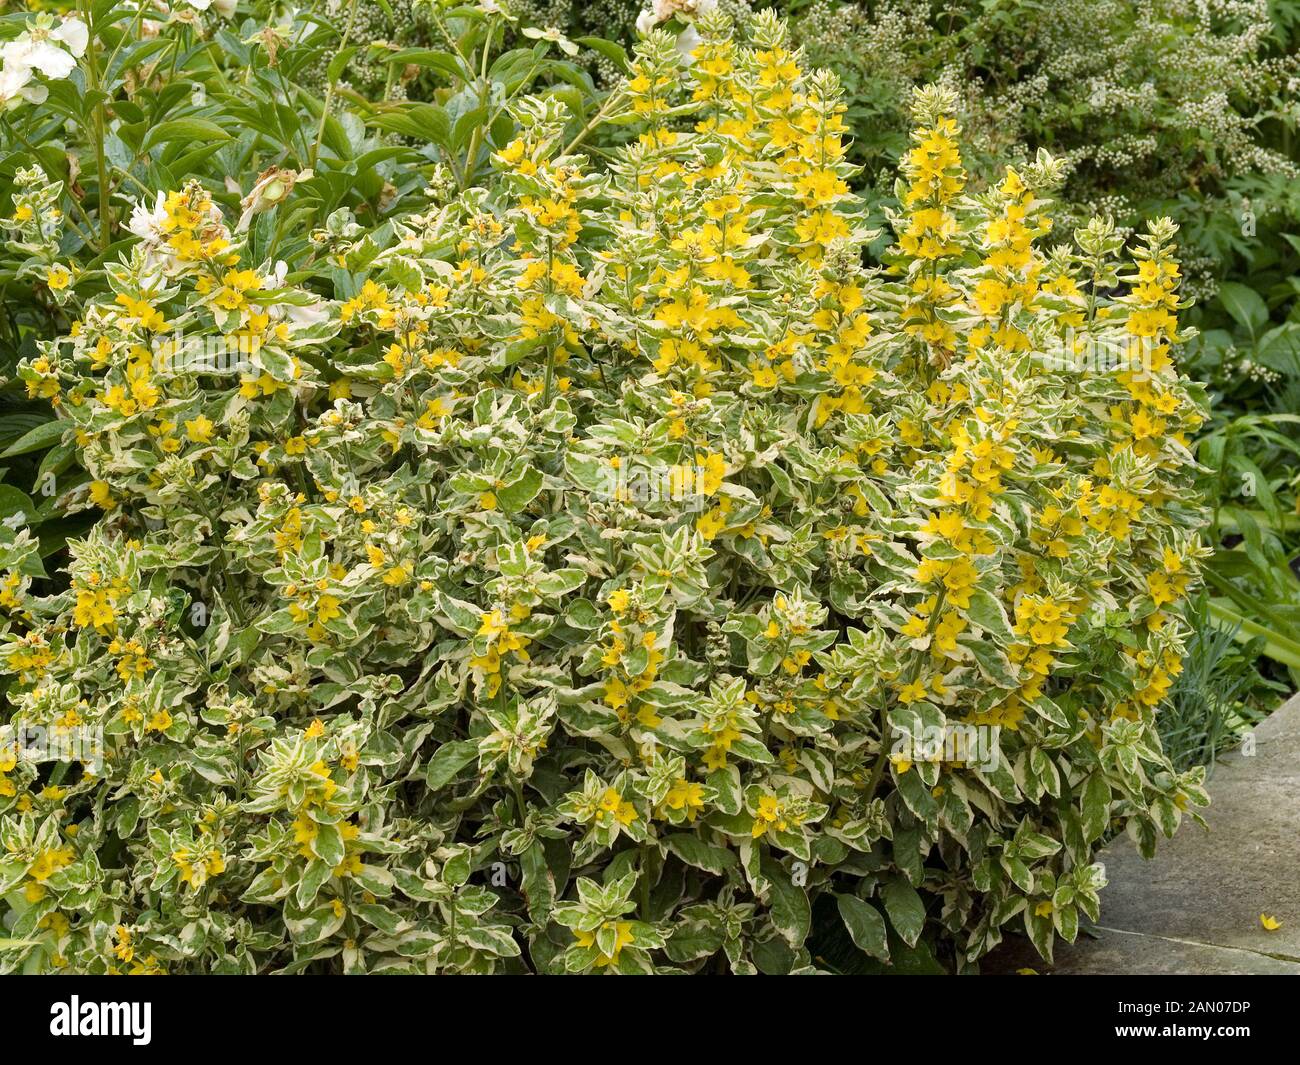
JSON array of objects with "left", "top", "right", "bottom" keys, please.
[
  {"left": 986, "top": 691, "right": 1300, "bottom": 974},
  {"left": 989, "top": 926, "right": 1300, "bottom": 976}
]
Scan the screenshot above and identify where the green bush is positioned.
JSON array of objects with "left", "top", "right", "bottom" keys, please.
[{"left": 1, "top": 7, "right": 1212, "bottom": 973}]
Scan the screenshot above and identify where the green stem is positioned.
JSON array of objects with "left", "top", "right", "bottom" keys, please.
[
  {"left": 563, "top": 84, "right": 628, "bottom": 157},
  {"left": 309, "top": 0, "right": 360, "bottom": 168},
  {"left": 79, "top": 0, "right": 112, "bottom": 250},
  {"left": 541, "top": 337, "right": 557, "bottom": 407},
  {"left": 460, "top": 18, "right": 497, "bottom": 191}
]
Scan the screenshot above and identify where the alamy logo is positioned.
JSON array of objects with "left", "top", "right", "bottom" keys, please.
[{"left": 49, "top": 997, "right": 151, "bottom": 1045}]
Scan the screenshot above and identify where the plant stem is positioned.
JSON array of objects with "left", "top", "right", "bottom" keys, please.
[
  {"left": 309, "top": 0, "right": 360, "bottom": 168},
  {"left": 639, "top": 842, "right": 652, "bottom": 920},
  {"left": 563, "top": 84, "right": 628, "bottom": 157},
  {"left": 460, "top": 17, "right": 498, "bottom": 191},
  {"left": 79, "top": 0, "right": 112, "bottom": 250}
]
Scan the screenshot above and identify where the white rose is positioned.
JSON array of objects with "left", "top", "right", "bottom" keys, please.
[{"left": 635, "top": 9, "right": 656, "bottom": 34}]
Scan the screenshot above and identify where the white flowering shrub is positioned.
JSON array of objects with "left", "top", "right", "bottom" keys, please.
[{"left": 0, "top": 9, "right": 1211, "bottom": 974}]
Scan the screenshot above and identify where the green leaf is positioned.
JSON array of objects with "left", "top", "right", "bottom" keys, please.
[
  {"left": 295, "top": 860, "right": 332, "bottom": 908},
  {"left": 0, "top": 419, "right": 64, "bottom": 458},
  {"left": 389, "top": 49, "right": 471, "bottom": 81},
  {"left": 497, "top": 466, "right": 543, "bottom": 513},
  {"left": 960, "top": 634, "right": 1020, "bottom": 687},
  {"left": 1217, "top": 281, "right": 1267, "bottom": 337},
  {"left": 663, "top": 834, "right": 734, "bottom": 875},
  {"left": 1081, "top": 772, "right": 1110, "bottom": 843},
  {"left": 0, "top": 485, "right": 35, "bottom": 524},
  {"left": 880, "top": 875, "right": 926, "bottom": 948},
  {"left": 836, "top": 894, "right": 890, "bottom": 962},
  {"left": 1207, "top": 599, "right": 1300, "bottom": 670},
  {"left": 575, "top": 37, "right": 630, "bottom": 73},
  {"left": 425, "top": 739, "right": 479, "bottom": 790},
  {"left": 311, "top": 821, "right": 345, "bottom": 868},
  {"left": 434, "top": 590, "right": 482, "bottom": 637},
  {"left": 762, "top": 858, "right": 811, "bottom": 946},
  {"left": 536, "top": 568, "right": 586, "bottom": 597},
  {"left": 519, "top": 841, "right": 556, "bottom": 924},
  {"left": 142, "top": 119, "right": 232, "bottom": 153},
  {"left": 964, "top": 587, "right": 1013, "bottom": 641}
]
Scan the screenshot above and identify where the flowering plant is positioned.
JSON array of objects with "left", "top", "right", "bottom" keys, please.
[
  {"left": 0, "top": 10, "right": 1208, "bottom": 974},
  {"left": 0, "top": 13, "right": 87, "bottom": 111}
]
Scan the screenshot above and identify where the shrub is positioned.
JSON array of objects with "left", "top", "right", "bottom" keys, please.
[{"left": 1, "top": 10, "right": 1209, "bottom": 974}]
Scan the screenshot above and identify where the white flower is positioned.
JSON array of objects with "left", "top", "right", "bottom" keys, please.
[
  {"left": 127, "top": 192, "right": 168, "bottom": 244},
  {"left": 521, "top": 26, "right": 579, "bottom": 56},
  {"left": 676, "top": 25, "right": 701, "bottom": 61},
  {"left": 0, "top": 16, "right": 88, "bottom": 81},
  {"left": 639, "top": 0, "right": 713, "bottom": 33},
  {"left": 0, "top": 64, "right": 46, "bottom": 111},
  {"left": 53, "top": 17, "right": 89, "bottom": 57},
  {"left": 184, "top": 0, "right": 236, "bottom": 14},
  {"left": 2, "top": 37, "right": 73, "bottom": 80}
]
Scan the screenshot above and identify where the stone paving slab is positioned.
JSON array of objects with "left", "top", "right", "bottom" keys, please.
[
  {"left": 989, "top": 926, "right": 1300, "bottom": 976},
  {"left": 986, "top": 691, "right": 1300, "bottom": 974}
]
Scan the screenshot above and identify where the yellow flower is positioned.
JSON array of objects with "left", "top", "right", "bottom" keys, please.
[
  {"left": 664, "top": 778, "right": 706, "bottom": 820},
  {"left": 28, "top": 848, "right": 71, "bottom": 882},
  {"left": 573, "top": 921, "right": 636, "bottom": 967},
  {"left": 599, "top": 787, "right": 637, "bottom": 826},
  {"left": 185, "top": 415, "right": 215, "bottom": 443},
  {"left": 316, "top": 595, "right": 342, "bottom": 624},
  {"left": 751, "top": 794, "right": 788, "bottom": 838},
  {"left": 897, "top": 680, "right": 927, "bottom": 704},
  {"left": 88, "top": 481, "right": 117, "bottom": 511}
]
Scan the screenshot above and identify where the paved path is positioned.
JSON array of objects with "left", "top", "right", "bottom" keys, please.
[{"left": 986, "top": 691, "right": 1300, "bottom": 974}]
